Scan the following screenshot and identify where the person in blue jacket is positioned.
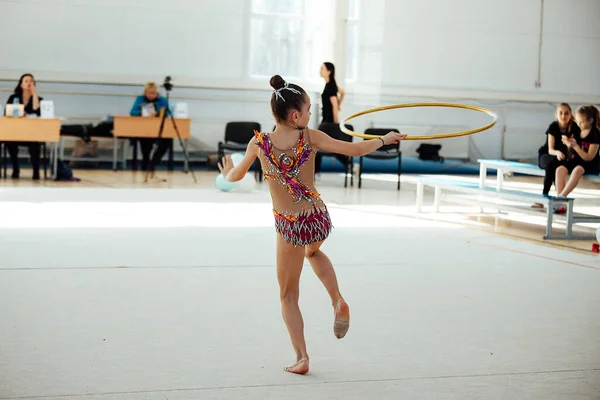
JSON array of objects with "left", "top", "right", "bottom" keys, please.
[{"left": 130, "top": 82, "right": 172, "bottom": 174}]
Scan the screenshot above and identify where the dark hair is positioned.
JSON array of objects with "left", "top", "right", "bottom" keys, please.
[
  {"left": 269, "top": 74, "right": 307, "bottom": 123},
  {"left": 577, "top": 105, "right": 600, "bottom": 129},
  {"left": 14, "top": 73, "right": 35, "bottom": 98},
  {"left": 323, "top": 62, "right": 338, "bottom": 89}
]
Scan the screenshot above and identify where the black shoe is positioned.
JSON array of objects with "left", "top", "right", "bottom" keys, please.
[
  {"left": 11, "top": 169, "right": 20, "bottom": 179},
  {"left": 32, "top": 171, "right": 40, "bottom": 180}
]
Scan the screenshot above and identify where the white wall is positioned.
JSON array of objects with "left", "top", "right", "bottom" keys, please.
[
  {"left": 380, "top": 0, "right": 542, "bottom": 94},
  {"left": 372, "top": 0, "right": 600, "bottom": 99},
  {"left": 0, "top": 0, "right": 249, "bottom": 86},
  {"left": 541, "top": 0, "right": 600, "bottom": 96},
  {"left": 1, "top": 0, "right": 598, "bottom": 162}
]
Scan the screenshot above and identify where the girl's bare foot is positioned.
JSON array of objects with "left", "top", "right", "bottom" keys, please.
[
  {"left": 284, "top": 358, "right": 309, "bottom": 374},
  {"left": 334, "top": 299, "right": 350, "bottom": 339}
]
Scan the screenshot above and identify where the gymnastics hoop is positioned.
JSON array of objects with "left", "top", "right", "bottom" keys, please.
[{"left": 339, "top": 102, "right": 498, "bottom": 140}]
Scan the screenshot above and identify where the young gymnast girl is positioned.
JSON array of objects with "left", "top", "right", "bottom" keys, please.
[{"left": 218, "top": 75, "right": 406, "bottom": 374}]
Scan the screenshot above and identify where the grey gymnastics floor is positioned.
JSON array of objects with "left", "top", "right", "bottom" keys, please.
[{"left": 1, "top": 185, "right": 599, "bottom": 399}]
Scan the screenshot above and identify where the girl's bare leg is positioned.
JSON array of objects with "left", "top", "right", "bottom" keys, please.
[
  {"left": 555, "top": 166, "right": 568, "bottom": 195},
  {"left": 277, "top": 234, "right": 310, "bottom": 374},
  {"left": 305, "top": 240, "right": 350, "bottom": 339},
  {"left": 305, "top": 240, "right": 343, "bottom": 307},
  {"left": 558, "top": 166, "right": 585, "bottom": 197}
]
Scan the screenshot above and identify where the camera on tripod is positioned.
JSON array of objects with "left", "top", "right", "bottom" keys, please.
[{"left": 163, "top": 76, "right": 173, "bottom": 92}]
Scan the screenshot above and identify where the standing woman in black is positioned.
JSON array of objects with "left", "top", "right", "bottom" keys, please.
[{"left": 314, "top": 62, "right": 347, "bottom": 175}]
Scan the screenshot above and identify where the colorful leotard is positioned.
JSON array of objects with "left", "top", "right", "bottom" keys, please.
[{"left": 254, "top": 129, "right": 332, "bottom": 246}]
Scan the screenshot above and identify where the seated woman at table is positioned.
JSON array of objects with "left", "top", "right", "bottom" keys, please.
[
  {"left": 4, "top": 73, "right": 43, "bottom": 179},
  {"left": 129, "top": 82, "right": 172, "bottom": 173}
]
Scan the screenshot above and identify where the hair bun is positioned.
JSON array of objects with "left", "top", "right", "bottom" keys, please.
[{"left": 269, "top": 75, "right": 286, "bottom": 91}]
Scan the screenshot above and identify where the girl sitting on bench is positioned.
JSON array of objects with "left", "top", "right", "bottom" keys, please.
[
  {"left": 553, "top": 105, "right": 600, "bottom": 213},
  {"left": 533, "top": 103, "right": 580, "bottom": 208}
]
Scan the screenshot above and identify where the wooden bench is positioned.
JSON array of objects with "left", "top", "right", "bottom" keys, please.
[
  {"left": 415, "top": 176, "right": 599, "bottom": 240},
  {"left": 478, "top": 159, "right": 600, "bottom": 190}
]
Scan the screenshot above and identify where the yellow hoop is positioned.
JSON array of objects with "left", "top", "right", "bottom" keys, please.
[{"left": 340, "top": 102, "right": 498, "bottom": 140}]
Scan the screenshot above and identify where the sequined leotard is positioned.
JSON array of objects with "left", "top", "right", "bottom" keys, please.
[{"left": 254, "top": 129, "right": 332, "bottom": 246}]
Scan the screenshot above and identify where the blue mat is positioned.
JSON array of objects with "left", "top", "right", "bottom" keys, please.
[{"left": 320, "top": 156, "right": 490, "bottom": 175}]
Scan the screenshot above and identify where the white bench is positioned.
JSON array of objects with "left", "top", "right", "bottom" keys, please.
[
  {"left": 478, "top": 159, "right": 600, "bottom": 190},
  {"left": 415, "top": 176, "right": 599, "bottom": 240}
]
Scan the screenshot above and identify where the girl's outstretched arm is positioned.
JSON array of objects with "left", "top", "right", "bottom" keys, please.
[
  {"left": 218, "top": 140, "right": 258, "bottom": 182},
  {"left": 309, "top": 129, "right": 406, "bottom": 157}
]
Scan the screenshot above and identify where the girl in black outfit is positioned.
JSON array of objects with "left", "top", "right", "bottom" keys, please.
[
  {"left": 554, "top": 105, "right": 600, "bottom": 205},
  {"left": 4, "top": 73, "right": 43, "bottom": 179},
  {"left": 533, "top": 103, "right": 580, "bottom": 208},
  {"left": 314, "top": 62, "right": 347, "bottom": 174}
]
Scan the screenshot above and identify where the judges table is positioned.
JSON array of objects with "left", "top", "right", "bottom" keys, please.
[
  {"left": 0, "top": 117, "right": 61, "bottom": 179},
  {"left": 112, "top": 116, "right": 192, "bottom": 171}
]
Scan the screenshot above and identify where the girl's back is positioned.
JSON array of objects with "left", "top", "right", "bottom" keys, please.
[{"left": 254, "top": 129, "right": 326, "bottom": 218}]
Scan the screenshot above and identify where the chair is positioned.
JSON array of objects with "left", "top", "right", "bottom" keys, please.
[
  {"left": 218, "top": 121, "right": 262, "bottom": 181},
  {"left": 358, "top": 128, "right": 402, "bottom": 190},
  {"left": 317, "top": 122, "right": 354, "bottom": 187}
]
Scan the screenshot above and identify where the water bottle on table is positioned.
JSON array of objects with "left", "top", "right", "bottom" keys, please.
[{"left": 13, "top": 97, "right": 19, "bottom": 117}]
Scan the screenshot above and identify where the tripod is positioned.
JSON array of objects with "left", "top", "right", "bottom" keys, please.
[{"left": 144, "top": 76, "right": 197, "bottom": 183}]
